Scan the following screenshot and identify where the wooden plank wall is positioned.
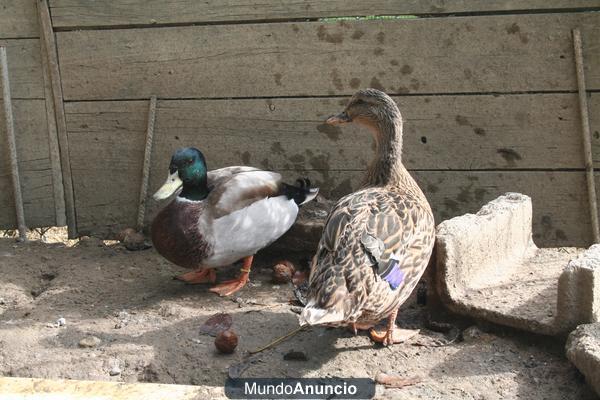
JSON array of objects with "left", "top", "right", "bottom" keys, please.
[
  {"left": 50, "top": 1, "right": 600, "bottom": 246},
  {"left": 0, "top": 0, "right": 57, "bottom": 229}
]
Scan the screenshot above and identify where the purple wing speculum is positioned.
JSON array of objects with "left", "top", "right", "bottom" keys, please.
[{"left": 379, "top": 258, "right": 405, "bottom": 290}]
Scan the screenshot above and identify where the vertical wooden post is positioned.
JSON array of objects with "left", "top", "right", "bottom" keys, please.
[
  {"left": 39, "top": 31, "right": 66, "bottom": 227},
  {"left": 0, "top": 47, "right": 28, "bottom": 241},
  {"left": 572, "top": 29, "right": 600, "bottom": 244},
  {"left": 137, "top": 96, "right": 157, "bottom": 232},
  {"left": 37, "top": 0, "right": 77, "bottom": 237}
]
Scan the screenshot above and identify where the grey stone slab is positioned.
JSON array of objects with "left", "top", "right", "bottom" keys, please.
[
  {"left": 436, "top": 193, "right": 600, "bottom": 335},
  {"left": 567, "top": 323, "right": 600, "bottom": 396}
]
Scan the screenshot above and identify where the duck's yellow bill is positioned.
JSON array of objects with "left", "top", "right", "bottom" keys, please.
[{"left": 153, "top": 171, "right": 182, "bottom": 200}]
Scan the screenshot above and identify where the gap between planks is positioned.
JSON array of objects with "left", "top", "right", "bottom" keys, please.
[
  {"left": 60, "top": 89, "right": 599, "bottom": 103},
  {"left": 50, "top": 7, "right": 600, "bottom": 32}
]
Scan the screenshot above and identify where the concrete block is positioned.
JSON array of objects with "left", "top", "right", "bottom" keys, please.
[
  {"left": 566, "top": 323, "right": 600, "bottom": 396},
  {"left": 436, "top": 192, "right": 599, "bottom": 335}
]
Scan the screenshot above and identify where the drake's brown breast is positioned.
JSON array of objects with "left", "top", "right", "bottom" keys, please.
[{"left": 151, "top": 200, "right": 212, "bottom": 269}]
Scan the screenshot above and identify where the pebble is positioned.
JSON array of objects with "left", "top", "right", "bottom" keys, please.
[
  {"left": 108, "top": 359, "right": 122, "bottom": 376},
  {"left": 79, "top": 336, "right": 102, "bottom": 348},
  {"left": 462, "top": 326, "right": 483, "bottom": 342},
  {"left": 56, "top": 317, "right": 66, "bottom": 327}
]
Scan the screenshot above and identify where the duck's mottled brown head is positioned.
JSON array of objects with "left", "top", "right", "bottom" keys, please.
[{"left": 325, "top": 88, "right": 401, "bottom": 129}]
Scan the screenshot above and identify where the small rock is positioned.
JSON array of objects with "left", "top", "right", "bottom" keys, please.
[
  {"left": 461, "top": 326, "right": 483, "bottom": 342},
  {"left": 283, "top": 350, "right": 308, "bottom": 361},
  {"left": 109, "top": 365, "right": 121, "bottom": 376},
  {"left": 79, "top": 336, "right": 102, "bottom": 348},
  {"left": 56, "top": 317, "right": 66, "bottom": 327},
  {"left": 272, "top": 261, "right": 295, "bottom": 284},
  {"left": 117, "top": 228, "right": 151, "bottom": 251},
  {"left": 108, "top": 359, "right": 121, "bottom": 376},
  {"left": 124, "top": 232, "right": 151, "bottom": 251},
  {"left": 215, "top": 330, "right": 238, "bottom": 354},
  {"left": 0, "top": 297, "right": 5, "bottom": 305}
]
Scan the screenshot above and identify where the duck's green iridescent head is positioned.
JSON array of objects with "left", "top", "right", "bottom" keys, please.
[{"left": 153, "top": 147, "right": 209, "bottom": 201}]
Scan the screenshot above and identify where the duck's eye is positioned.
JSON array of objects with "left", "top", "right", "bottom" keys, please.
[
  {"left": 354, "top": 99, "right": 366, "bottom": 106},
  {"left": 186, "top": 159, "right": 194, "bottom": 165}
]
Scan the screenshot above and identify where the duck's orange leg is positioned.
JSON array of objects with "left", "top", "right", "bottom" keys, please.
[
  {"left": 175, "top": 268, "right": 217, "bottom": 284},
  {"left": 369, "top": 308, "right": 420, "bottom": 346},
  {"left": 348, "top": 322, "right": 375, "bottom": 335},
  {"left": 209, "top": 255, "right": 253, "bottom": 297}
]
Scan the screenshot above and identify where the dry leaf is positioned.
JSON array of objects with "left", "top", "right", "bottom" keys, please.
[{"left": 199, "top": 312, "right": 232, "bottom": 337}]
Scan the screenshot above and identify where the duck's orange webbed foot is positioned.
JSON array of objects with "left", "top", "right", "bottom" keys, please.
[
  {"left": 175, "top": 268, "right": 216, "bottom": 284},
  {"left": 369, "top": 309, "right": 419, "bottom": 346},
  {"left": 210, "top": 255, "right": 253, "bottom": 297}
]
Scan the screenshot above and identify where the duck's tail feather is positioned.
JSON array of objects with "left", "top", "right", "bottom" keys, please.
[
  {"left": 282, "top": 178, "right": 319, "bottom": 206},
  {"left": 299, "top": 300, "right": 345, "bottom": 326}
]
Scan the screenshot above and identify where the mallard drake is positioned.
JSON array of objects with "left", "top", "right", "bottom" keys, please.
[
  {"left": 299, "top": 89, "right": 435, "bottom": 345},
  {"left": 151, "top": 147, "right": 318, "bottom": 296}
]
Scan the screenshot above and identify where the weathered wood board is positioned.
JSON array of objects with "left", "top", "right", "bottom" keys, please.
[
  {"left": 49, "top": 0, "right": 600, "bottom": 28},
  {"left": 55, "top": 13, "right": 600, "bottom": 100},
  {"left": 0, "top": 0, "right": 39, "bottom": 39},
  {"left": 63, "top": 94, "right": 599, "bottom": 173},
  {"left": 0, "top": 100, "right": 56, "bottom": 228},
  {"left": 150, "top": 94, "right": 598, "bottom": 171},
  {"left": 65, "top": 98, "right": 599, "bottom": 245},
  {"left": 0, "top": 39, "right": 44, "bottom": 99}
]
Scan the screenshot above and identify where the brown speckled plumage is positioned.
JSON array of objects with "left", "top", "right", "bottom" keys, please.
[{"left": 301, "top": 89, "right": 435, "bottom": 328}]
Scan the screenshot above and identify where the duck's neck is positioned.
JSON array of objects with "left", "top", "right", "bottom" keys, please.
[
  {"left": 364, "top": 115, "right": 409, "bottom": 187},
  {"left": 179, "top": 178, "right": 209, "bottom": 201}
]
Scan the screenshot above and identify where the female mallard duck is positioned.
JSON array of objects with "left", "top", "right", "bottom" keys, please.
[
  {"left": 299, "top": 89, "right": 435, "bottom": 345},
  {"left": 151, "top": 147, "right": 318, "bottom": 296}
]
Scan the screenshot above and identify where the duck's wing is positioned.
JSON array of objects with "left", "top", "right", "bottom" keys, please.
[
  {"left": 207, "top": 169, "right": 285, "bottom": 218},
  {"left": 301, "top": 188, "right": 434, "bottom": 325},
  {"left": 206, "top": 166, "right": 261, "bottom": 190}
]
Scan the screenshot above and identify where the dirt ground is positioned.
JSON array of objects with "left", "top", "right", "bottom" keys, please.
[{"left": 0, "top": 229, "right": 596, "bottom": 399}]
